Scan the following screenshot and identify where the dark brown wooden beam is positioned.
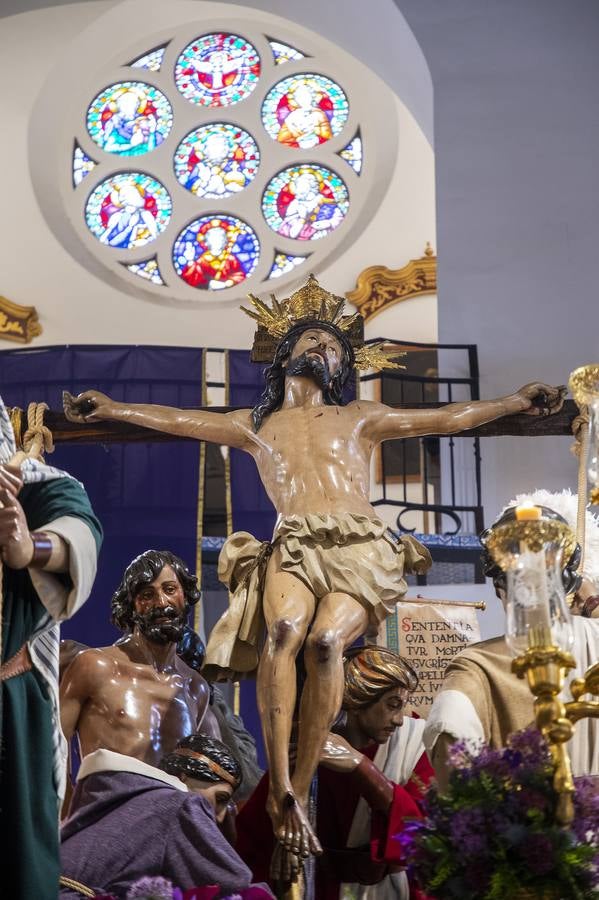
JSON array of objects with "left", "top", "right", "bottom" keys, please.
[
  {"left": 460, "top": 401, "right": 577, "bottom": 438},
  {"left": 18, "top": 399, "right": 578, "bottom": 446}
]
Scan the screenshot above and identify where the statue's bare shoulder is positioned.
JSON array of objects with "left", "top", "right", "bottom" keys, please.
[
  {"left": 345, "top": 398, "right": 383, "bottom": 414},
  {"left": 344, "top": 398, "right": 389, "bottom": 428},
  {"left": 174, "top": 656, "right": 210, "bottom": 697},
  {"left": 224, "top": 407, "right": 254, "bottom": 443},
  {"left": 61, "top": 645, "right": 120, "bottom": 697}
]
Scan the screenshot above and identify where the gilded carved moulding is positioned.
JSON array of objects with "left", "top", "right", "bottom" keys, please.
[
  {"left": 483, "top": 518, "right": 577, "bottom": 572},
  {"left": 0, "top": 296, "right": 42, "bottom": 344},
  {"left": 346, "top": 243, "right": 437, "bottom": 323}
]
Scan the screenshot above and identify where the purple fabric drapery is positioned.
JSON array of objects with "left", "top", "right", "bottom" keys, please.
[
  {"left": 228, "top": 350, "right": 277, "bottom": 540},
  {"left": 228, "top": 350, "right": 274, "bottom": 757},
  {"left": 0, "top": 345, "right": 204, "bottom": 648}
]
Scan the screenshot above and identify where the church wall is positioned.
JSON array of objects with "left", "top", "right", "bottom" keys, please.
[
  {"left": 0, "top": 1, "right": 436, "bottom": 350},
  {"left": 395, "top": 0, "right": 599, "bottom": 520}
]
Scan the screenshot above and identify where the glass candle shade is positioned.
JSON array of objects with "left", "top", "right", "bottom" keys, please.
[
  {"left": 484, "top": 511, "right": 576, "bottom": 658},
  {"left": 505, "top": 543, "right": 574, "bottom": 657}
]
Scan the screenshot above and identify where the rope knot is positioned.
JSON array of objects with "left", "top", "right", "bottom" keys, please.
[{"left": 570, "top": 406, "right": 590, "bottom": 459}]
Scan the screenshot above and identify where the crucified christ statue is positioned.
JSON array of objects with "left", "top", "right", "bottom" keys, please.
[{"left": 64, "top": 275, "right": 565, "bottom": 873}]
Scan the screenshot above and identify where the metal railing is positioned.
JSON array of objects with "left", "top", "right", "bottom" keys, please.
[{"left": 359, "top": 338, "right": 484, "bottom": 545}]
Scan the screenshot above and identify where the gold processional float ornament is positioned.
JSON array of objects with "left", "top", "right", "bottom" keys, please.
[
  {"left": 484, "top": 499, "right": 599, "bottom": 825},
  {"left": 241, "top": 273, "right": 406, "bottom": 371},
  {"left": 569, "top": 364, "right": 599, "bottom": 505},
  {"left": 346, "top": 242, "right": 437, "bottom": 323},
  {"left": 0, "top": 296, "right": 42, "bottom": 345}
]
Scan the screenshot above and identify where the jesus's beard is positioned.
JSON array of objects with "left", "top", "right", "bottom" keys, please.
[
  {"left": 285, "top": 351, "right": 331, "bottom": 390},
  {"left": 133, "top": 605, "right": 187, "bottom": 645}
]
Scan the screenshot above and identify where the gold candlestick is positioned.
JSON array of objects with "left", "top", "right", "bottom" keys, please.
[{"left": 483, "top": 511, "right": 599, "bottom": 824}]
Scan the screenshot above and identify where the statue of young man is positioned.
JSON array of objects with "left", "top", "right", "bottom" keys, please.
[
  {"left": 60, "top": 550, "right": 213, "bottom": 770},
  {"left": 63, "top": 275, "right": 565, "bottom": 862}
]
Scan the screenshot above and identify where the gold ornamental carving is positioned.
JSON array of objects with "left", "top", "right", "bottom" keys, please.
[
  {"left": 569, "top": 364, "right": 599, "bottom": 407},
  {"left": 0, "top": 296, "right": 42, "bottom": 344},
  {"left": 485, "top": 518, "right": 577, "bottom": 569},
  {"left": 346, "top": 243, "right": 437, "bottom": 323}
]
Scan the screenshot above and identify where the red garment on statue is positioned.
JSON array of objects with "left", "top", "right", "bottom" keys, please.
[{"left": 235, "top": 744, "right": 433, "bottom": 899}]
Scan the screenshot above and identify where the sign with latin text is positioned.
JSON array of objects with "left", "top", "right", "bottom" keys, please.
[{"left": 381, "top": 600, "right": 481, "bottom": 717}]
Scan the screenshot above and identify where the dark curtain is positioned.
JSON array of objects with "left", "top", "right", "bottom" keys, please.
[
  {"left": 0, "top": 345, "right": 204, "bottom": 649},
  {"left": 228, "top": 350, "right": 273, "bottom": 759},
  {"left": 228, "top": 350, "right": 277, "bottom": 540}
]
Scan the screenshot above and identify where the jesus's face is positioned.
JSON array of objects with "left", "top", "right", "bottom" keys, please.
[{"left": 288, "top": 328, "right": 342, "bottom": 378}]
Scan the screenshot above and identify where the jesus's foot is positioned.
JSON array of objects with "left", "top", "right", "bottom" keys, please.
[
  {"left": 270, "top": 842, "right": 301, "bottom": 884},
  {"left": 267, "top": 790, "right": 323, "bottom": 859}
]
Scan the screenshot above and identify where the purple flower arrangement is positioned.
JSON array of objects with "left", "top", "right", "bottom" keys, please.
[
  {"left": 95, "top": 879, "right": 271, "bottom": 900},
  {"left": 399, "top": 728, "right": 599, "bottom": 900}
]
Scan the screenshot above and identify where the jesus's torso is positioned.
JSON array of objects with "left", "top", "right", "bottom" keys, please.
[{"left": 242, "top": 402, "right": 377, "bottom": 519}]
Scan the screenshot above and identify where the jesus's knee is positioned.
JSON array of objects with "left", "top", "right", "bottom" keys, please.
[
  {"left": 305, "top": 628, "right": 343, "bottom": 667},
  {"left": 267, "top": 618, "right": 304, "bottom": 654}
]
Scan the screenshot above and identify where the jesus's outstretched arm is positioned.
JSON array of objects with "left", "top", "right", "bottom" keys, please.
[
  {"left": 63, "top": 390, "right": 252, "bottom": 450},
  {"left": 361, "top": 382, "right": 566, "bottom": 443}
]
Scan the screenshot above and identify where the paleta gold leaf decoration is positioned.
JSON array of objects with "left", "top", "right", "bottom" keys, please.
[
  {"left": 354, "top": 343, "right": 407, "bottom": 372},
  {"left": 242, "top": 274, "right": 405, "bottom": 371},
  {"left": 242, "top": 274, "right": 361, "bottom": 338}
]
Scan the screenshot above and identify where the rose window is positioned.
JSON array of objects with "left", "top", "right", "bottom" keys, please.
[{"left": 70, "top": 26, "right": 380, "bottom": 301}]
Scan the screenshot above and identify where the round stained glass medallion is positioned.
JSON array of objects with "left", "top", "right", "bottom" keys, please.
[
  {"left": 175, "top": 33, "right": 261, "bottom": 107},
  {"left": 85, "top": 172, "right": 172, "bottom": 249},
  {"left": 173, "top": 215, "right": 260, "bottom": 290},
  {"left": 262, "top": 164, "right": 349, "bottom": 241},
  {"left": 174, "top": 124, "right": 260, "bottom": 199},
  {"left": 86, "top": 82, "right": 173, "bottom": 156},
  {"left": 261, "top": 74, "right": 349, "bottom": 150}
]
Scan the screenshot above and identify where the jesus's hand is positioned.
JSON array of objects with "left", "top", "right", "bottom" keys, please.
[
  {"left": 63, "top": 390, "right": 119, "bottom": 423},
  {"left": 516, "top": 383, "right": 567, "bottom": 417}
]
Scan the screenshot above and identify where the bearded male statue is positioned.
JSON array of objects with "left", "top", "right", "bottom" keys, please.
[{"left": 60, "top": 550, "right": 212, "bottom": 768}]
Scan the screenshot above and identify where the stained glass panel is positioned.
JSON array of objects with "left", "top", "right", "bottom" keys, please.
[
  {"left": 269, "top": 40, "right": 305, "bottom": 65},
  {"left": 174, "top": 124, "right": 259, "bottom": 199},
  {"left": 173, "top": 215, "right": 260, "bottom": 290},
  {"left": 124, "top": 257, "right": 165, "bottom": 285},
  {"left": 175, "top": 33, "right": 260, "bottom": 107},
  {"left": 73, "top": 144, "right": 97, "bottom": 187},
  {"left": 261, "top": 73, "right": 349, "bottom": 149},
  {"left": 268, "top": 252, "right": 307, "bottom": 279},
  {"left": 85, "top": 173, "right": 172, "bottom": 249},
  {"left": 87, "top": 82, "right": 172, "bottom": 156},
  {"left": 129, "top": 46, "right": 167, "bottom": 72},
  {"left": 262, "top": 164, "right": 349, "bottom": 241},
  {"left": 339, "top": 134, "right": 363, "bottom": 174}
]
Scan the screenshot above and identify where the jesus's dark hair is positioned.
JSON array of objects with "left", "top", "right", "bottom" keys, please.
[{"left": 251, "top": 320, "right": 355, "bottom": 432}]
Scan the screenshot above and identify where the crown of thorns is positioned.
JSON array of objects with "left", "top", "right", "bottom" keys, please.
[{"left": 241, "top": 274, "right": 406, "bottom": 371}]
